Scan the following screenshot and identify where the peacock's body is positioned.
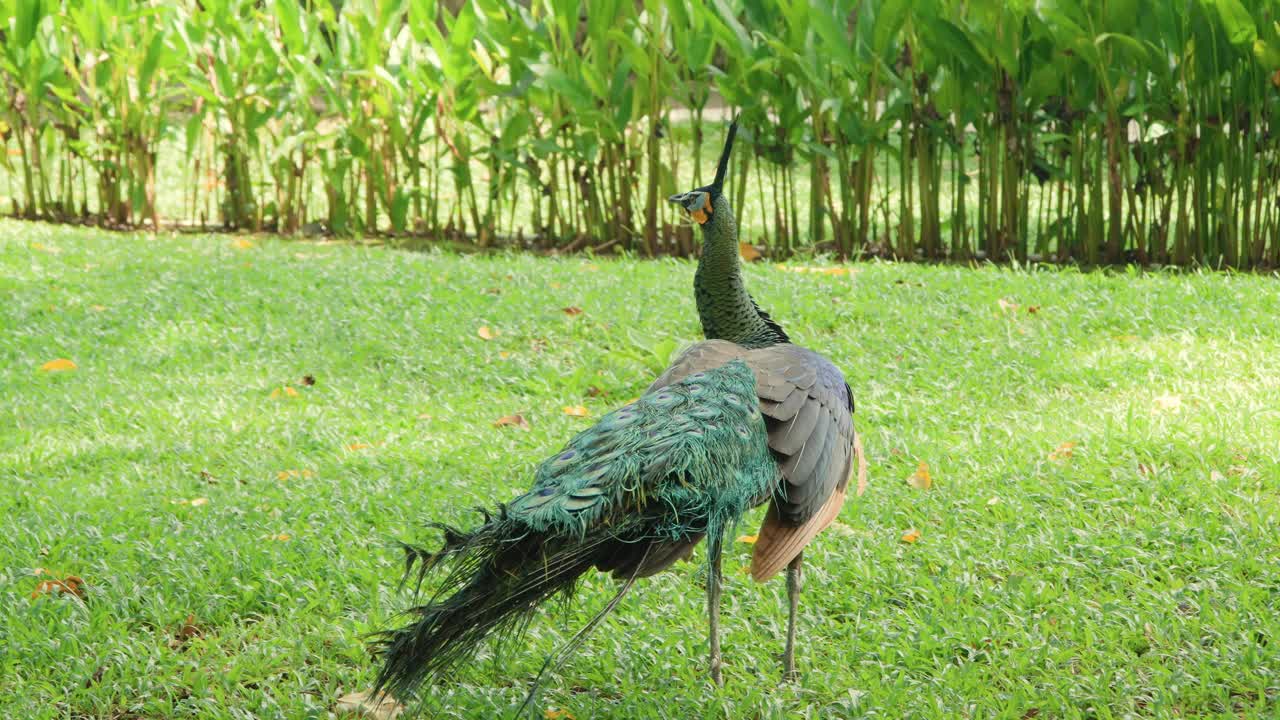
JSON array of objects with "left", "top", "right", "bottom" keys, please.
[{"left": 376, "top": 119, "right": 864, "bottom": 704}]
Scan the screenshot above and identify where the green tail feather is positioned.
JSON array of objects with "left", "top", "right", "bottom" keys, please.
[{"left": 374, "top": 360, "right": 779, "bottom": 702}]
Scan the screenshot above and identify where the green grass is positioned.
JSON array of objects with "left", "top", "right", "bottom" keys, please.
[{"left": 2, "top": 218, "right": 1279, "bottom": 719}]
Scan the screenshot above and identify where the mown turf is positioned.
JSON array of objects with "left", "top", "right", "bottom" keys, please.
[{"left": 2, "top": 219, "right": 1279, "bottom": 719}]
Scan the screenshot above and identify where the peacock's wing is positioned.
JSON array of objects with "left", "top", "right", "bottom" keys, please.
[
  {"left": 505, "top": 358, "right": 779, "bottom": 577},
  {"left": 652, "top": 340, "right": 860, "bottom": 582},
  {"left": 742, "top": 344, "right": 858, "bottom": 581}
]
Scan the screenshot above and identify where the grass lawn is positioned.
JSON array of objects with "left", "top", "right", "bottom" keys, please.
[{"left": 3, "top": 218, "right": 1279, "bottom": 719}]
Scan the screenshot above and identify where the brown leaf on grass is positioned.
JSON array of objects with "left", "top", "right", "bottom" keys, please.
[
  {"left": 739, "top": 242, "right": 762, "bottom": 262},
  {"left": 31, "top": 575, "right": 85, "bottom": 600},
  {"left": 585, "top": 385, "right": 606, "bottom": 398},
  {"left": 170, "top": 614, "right": 204, "bottom": 648},
  {"left": 336, "top": 690, "right": 404, "bottom": 719},
  {"left": 200, "top": 470, "right": 217, "bottom": 484},
  {"left": 561, "top": 306, "right": 583, "bottom": 316},
  {"left": 477, "top": 326, "right": 497, "bottom": 340},
  {"left": 562, "top": 405, "right": 590, "bottom": 418},
  {"left": 39, "top": 358, "right": 77, "bottom": 372},
  {"left": 1026, "top": 305, "right": 1040, "bottom": 314},
  {"left": 1137, "top": 463, "right": 1155, "bottom": 477},
  {"left": 901, "top": 528, "right": 921, "bottom": 544},
  {"left": 346, "top": 442, "right": 373, "bottom": 451},
  {"left": 231, "top": 238, "right": 255, "bottom": 250},
  {"left": 494, "top": 414, "right": 530, "bottom": 430},
  {"left": 1048, "top": 442, "right": 1076, "bottom": 461},
  {"left": 907, "top": 461, "right": 932, "bottom": 490},
  {"left": 302, "top": 375, "right": 316, "bottom": 386}
]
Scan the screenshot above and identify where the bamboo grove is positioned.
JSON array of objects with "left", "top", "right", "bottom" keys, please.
[{"left": 5, "top": 0, "right": 1280, "bottom": 267}]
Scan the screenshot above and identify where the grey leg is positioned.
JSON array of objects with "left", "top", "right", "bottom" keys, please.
[
  {"left": 707, "top": 539, "right": 724, "bottom": 686},
  {"left": 783, "top": 551, "right": 803, "bottom": 681}
]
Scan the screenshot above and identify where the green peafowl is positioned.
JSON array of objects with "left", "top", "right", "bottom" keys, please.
[{"left": 374, "top": 118, "right": 865, "bottom": 705}]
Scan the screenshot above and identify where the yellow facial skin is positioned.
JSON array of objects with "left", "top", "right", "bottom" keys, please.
[{"left": 690, "top": 192, "right": 712, "bottom": 225}]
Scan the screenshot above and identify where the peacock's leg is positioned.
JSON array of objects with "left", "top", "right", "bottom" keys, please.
[
  {"left": 783, "top": 550, "right": 803, "bottom": 681},
  {"left": 707, "top": 536, "right": 724, "bottom": 686}
]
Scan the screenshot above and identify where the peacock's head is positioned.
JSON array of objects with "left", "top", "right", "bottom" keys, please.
[{"left": 667, "top": 117, "right": 738, "bottom": 227}]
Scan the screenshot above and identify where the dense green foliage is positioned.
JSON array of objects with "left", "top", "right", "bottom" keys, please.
[
  {"left": 5, "top": 1, "right": 1280, "bottom": 265},
  {"left": 4, "top": 220, "right": 1280, "bottom": 717}
]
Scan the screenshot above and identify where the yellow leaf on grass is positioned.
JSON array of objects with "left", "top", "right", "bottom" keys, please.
[
  {"left": 32, "top": 242, "right": 61, "bottom": 254},
  {"left": 30, "top": 575, "right": 85, "bottom": 600},
  {"left": 907, "top": 461, "right": 932, "bottom": 490},
  {"left": 232, "top": 238, "right": 255, "bottom": 250},
  {"left": 1048, "top": 442, "right": 1076, "bottom": 461},
  {"left": 499, "top": 351, "right": 511, "bottom": 360},
  {"left": 562, "top": 405, "right": 589, "bottom": 417},
  {"left": 336, "top": 690, "right": 404, "bottom": 719},
  {"left": 736, "top": 534, "right": 758, "bottom": 544},
  {"left": 477, "top": 326, "right": 497, "bottom": 340},
  {"left": 346, "top": 442, "right": 372, "bottom": 451},
  {"left": 901, "top": 528, "right": 921, "bottom": 544},
  {"left": 739, "top": 242, "right": 762, "bottom": 262},
  {"left": 545, "top": 709, "right": 575, "bottom": 720},
  {"left": 90, "top": 304, "right": 107, "bottom": 312},
  {"left": 39, "top": 358, "right": 77, "bottom": 372},
  {"left": 190, "top": 497, "right": 208, "bottom": 507},
  {"left": 494, "top": 414, "right": 530, "bottom": 430}
]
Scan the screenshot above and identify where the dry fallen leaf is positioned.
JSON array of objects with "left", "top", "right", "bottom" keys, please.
[
  {"left": 172, "top": 614, "right": 203, "bottom": 646},
  {"left": 1048, "top": 442, "right": 1076, "bottom": 462},
  {"left": 1026, "top": 305, "right": 1040, "bottom": 314},
  {"left": 346, "top": 442, "right": 373, "bottom": 451},
  {"left": 31, "top": 575, "right": 85, "bottom": 600},
  {"left": 302, "top": 375, "right": 316, "bottom": 386},
  {"left": 997, "top": 297, "right": 1019, "bottom": 313},
  {"left": 1154, "top": 394, "right": 1182, "bottom": 412},
  {"left": 39, "top": 358, "right": 77, "bottom": 372},
  {"left": 586, "top": 386, "right": 605, "bottom": 398},
  {"left": 561, "top": 306, "right": 583, "bottom": 316},
  {"left": 987, "top": 496, "right": 1002, "bottom": 506},
  {"left": 232, "top": 238, "right": 255, "bottom": 250},
  {"left": 562, "top": 405, "right": 590, "bottom": 418},
  {"left": 736, "top": 534, "right": 758, "bottom": 544},
  {"left": 32, "top": 242, "right": 62, "bottom": 254},
  {"left": 190, "top": 497, "right": 208, "bottom": 507},
  {"left": 907, "top": 461, "right": 932, "bottom": 490},
  {"left": 901, "top": 528, "right": 921, "bottom": 544},
  {"left": 477, "top": 326, "right": 497, "bottom": 340},
  {"left": 336, "top": 690, "right": 404, "bottom": 720},
  {"left": 89, "top": 304, "right": 107, "bottom": 312},
  {"left": 739, "top": 242, "right": 762, "bottom": 262},
  {"left": 494, "top": 414, "right": 530, "bottom": 430},
  {"left": 545, "top": 710, "right": 575, "bottom": 720},
  {"left": 264, "top": 533, "right": 291, "bottom": 542},
  {"left": 499, "top": 351, "right": 511, "bottom": 360}
]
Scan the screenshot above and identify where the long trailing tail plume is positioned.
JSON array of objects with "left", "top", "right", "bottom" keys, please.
[
  {"left": 372, "top": 509, "right": 633, "bottom": 704},
  {"left": 373, "top": 359, "right": 778, "bottom": 711}
]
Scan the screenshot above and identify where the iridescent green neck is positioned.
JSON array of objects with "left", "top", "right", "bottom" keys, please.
[{"left": 693, "top": 195, "right": 789, "bottom": 349}]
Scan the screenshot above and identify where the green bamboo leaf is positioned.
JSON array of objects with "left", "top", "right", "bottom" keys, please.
[
  {"left": 1210, "top": 0, "right": 1257, "bottom": 48},
  {"left": 872, "top": 0, "right": 910, "bottom": 59}
]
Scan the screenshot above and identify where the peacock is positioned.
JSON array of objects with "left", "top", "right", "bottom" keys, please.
[{"left": 374, "top": 118, "right": 865, "bottom": 706}]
